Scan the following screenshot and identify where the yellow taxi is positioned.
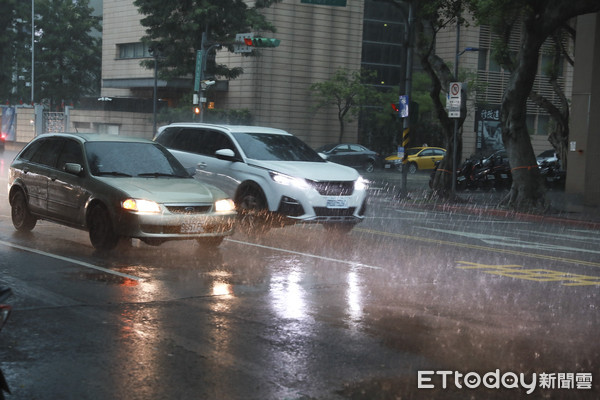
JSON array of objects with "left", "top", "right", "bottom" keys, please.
[{"left": 384, "top": 146, "right": 446, "bottom": 173}]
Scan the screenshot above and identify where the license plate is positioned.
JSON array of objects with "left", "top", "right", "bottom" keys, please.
[
  {"left": 180, "top": 221, "right": 204, "bottom": 233},
  {"left": 326, "top": 198, "right": 348, "bottom": 209},
  {"left": 384, "top": 164, "right": 391, "bottom": 169}
]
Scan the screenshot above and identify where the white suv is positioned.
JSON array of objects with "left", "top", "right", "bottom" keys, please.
[{"left": 154, "top": 123, "right": 368, "bottom": 233}]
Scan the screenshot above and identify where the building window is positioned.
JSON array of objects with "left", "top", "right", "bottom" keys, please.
[
  {"left": 362, "top": 0, "right": 410, "bottom": 89},
  {"left": 537, "top": 114, "right": 550, "bottom": 135},
  {"left": 489, "top": 51, "right": 502, "bottom": 72},
  {"left": 477, "top": 50, "right": 488, "bottom": 71},
  {"left": 540, "top": 53, "right": 564, "bottom": 76},
  {"left": 117, "top": 42, "right": 151, "bottom": 59}
]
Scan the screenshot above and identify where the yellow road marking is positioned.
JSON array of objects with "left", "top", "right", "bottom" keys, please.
[{"left": 457, "top": 261, "right": 600, "bottom": 286}]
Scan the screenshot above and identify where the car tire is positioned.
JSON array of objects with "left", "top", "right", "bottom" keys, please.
[
  {"left": 236, "top": 185, "right": 269, "bottom": 235},
  {"left": 364, "top": 161, "right": 375, "bottom": 173},
  {"left": 10, "top": 190, "right": 37, "bottom": 232},
  {"left": 87, "top": 204, "right": 120, "bottom": 250},
  {"left": 408, "top": 162, "right": 418, "bottom": 174}
]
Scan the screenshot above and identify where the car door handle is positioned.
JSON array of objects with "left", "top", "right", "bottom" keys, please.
[{"left": 197, "top": 162, "right": 207, "bottom": 170}]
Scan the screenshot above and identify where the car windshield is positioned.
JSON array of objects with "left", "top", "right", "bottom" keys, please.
[
  {"left": 232, "top": 132, "right": 325, "bottom": 162},
  {"left": 85, "top": 141, "right": 190, "bottom": 177}
]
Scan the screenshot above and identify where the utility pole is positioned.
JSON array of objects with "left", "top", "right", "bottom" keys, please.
[
  {"left": 194, "top": 31, "right": 220, "bottom": 122},
  {"left": 397, "top": 0, "right": 414, "bottom": 198},
  {"left": 31, "top": 0, "right": 34, "bottom": 104}
]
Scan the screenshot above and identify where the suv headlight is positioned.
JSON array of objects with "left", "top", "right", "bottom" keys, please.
[
  {"left": 354, "top": 176, "right": 368, "bottom": 191},
  {"left": 269, "top": 171, "right": 310, "bottom": 190}
]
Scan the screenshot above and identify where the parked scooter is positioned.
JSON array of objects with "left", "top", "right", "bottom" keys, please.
[
  {"left": 0, "top": 286, "right": 12, "bottom": 400},
  {"left": 456, "top": 156, "right": 482, "bottom": 191},
  {"left": 538, "top": 159, "right": 565, "bottom": 189},
  {"left": 484, "top": 151, "right": 512, "bottom": 191},
  {"left": 456, "top": 151, "right": 512, "bottom": 191}
]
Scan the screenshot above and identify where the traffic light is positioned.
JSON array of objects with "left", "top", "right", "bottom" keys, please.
[
  {"left": 243, "top": 37, "right": 280, "bottom": 48},
  {"left": 193, "top": 106, "right": 201, "bottom": 115}
]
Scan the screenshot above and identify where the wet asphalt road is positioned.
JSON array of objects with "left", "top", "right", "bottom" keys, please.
[{"left": 1, "top": 149, "right": 599, "bottom": 399}]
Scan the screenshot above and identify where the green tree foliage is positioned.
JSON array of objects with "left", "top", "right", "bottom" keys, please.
[
  {"left": 310, "top": 69, "right": 382, "bottom": 142},
  {"left": 134, "top": 0, "right": 281, "bottom": 80},
  {"left": 0, "top": 1, "right": 33, "bottom": 104},
  {"left": 35, "top": 0, "right": 102, "bottom": 109},
  {"left": 359, "top": 72, "right": 443, "bottom": 156}
]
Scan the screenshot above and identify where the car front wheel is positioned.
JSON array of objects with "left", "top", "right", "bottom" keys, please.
[
  {"left": 88, "top": 204, "right": 120, "bottom": 250},
  {"left": 10, "top": 190, "right": 37, "bottom": 231},
  {"left": 364, "top": 161, "right": 375, "bottom": 173},
  {"left": 408, "top": 162, "right": 418, "bottom": 174},
  {"left": 237, "top": 185, "right": 269, "bottom": 235}
]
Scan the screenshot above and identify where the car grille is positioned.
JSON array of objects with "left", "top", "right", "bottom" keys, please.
[
  {"left": 165, "top": 204, "right": 212, "bottom": 214},
  {"left": 308, "top": 180, "right": 354, "bottom": 196}
]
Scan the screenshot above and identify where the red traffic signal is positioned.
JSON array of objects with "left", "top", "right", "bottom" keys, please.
[{"left": 243, "top": 37, "right": 280, "bottom": 48}]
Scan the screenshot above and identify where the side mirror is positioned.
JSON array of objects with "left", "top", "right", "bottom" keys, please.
[
  {"left": 215, "top": 148, "right": 237, "bottom": 162},
  {"left": 64, "top": 163, "right": 84, "bottom": 176}
]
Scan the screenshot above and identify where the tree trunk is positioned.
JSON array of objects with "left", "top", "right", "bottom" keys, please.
[
  {"left": 500, "top": 19, "right": 548, "bottom": 211},
  {"left": 338, "top": 112, "right": 345, "bottom": 142},
  {"left": 415, "top": 19, "right": 465, "bottom": 199},
  {"left": 492, "top": 0, "right": 600, "bottom": 211}
]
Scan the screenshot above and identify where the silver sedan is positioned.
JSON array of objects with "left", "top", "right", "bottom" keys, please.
[{"left": 8, "top": 133, "right": 237, "bottom": 250}]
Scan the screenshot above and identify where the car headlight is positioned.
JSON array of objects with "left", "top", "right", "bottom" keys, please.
[
  {"left": 269, "top": 171, "right": 310, "bottom": 190},
  {"left": 215, "top": 198, "right": 235, "bottom": 212},
  {"left": 354, "top": 176, "right": 368, "bottom": 191},
  {"left": 121, "top": 199, "right": 161, "bottom": 213}
]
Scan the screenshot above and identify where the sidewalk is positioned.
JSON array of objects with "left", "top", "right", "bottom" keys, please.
[{"left": 365, "top": 170, "right": 600, "bottom": 229}]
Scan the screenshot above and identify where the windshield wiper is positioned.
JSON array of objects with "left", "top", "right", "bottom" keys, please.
[
  {"left": 95, "top": 171, "right": 133, "bottom": 177},
  {"left": 137, "top": 172, "right": 182, "bottom": 178}
]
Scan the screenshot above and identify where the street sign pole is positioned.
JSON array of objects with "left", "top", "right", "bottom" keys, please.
[{"left": 451, "top": 14, "right": 461, "bottom": 197}]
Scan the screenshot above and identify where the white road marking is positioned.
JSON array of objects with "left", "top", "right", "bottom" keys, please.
[
  {"left": 225, "top": 238, "right": 382, "bottom": 270},
  {"left": 418, "top": 227, "right": 600, "bottom": 255},
  {"left": 0, "top": 239, "right": 143, "bottom": 281}
]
